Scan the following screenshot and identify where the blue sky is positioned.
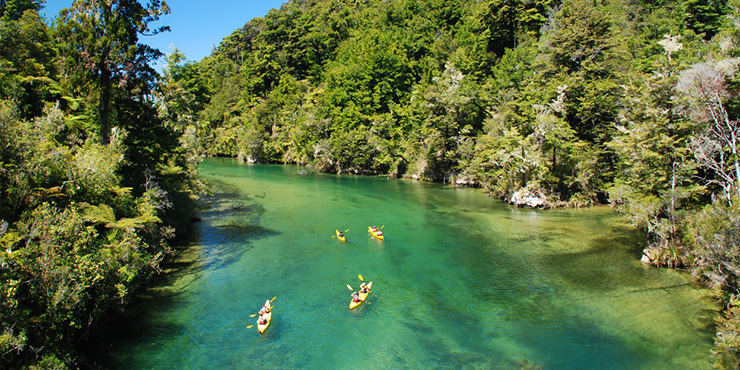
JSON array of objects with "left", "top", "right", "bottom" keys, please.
[{"left": 42, "top": 0, "right": 286, "bottom": 71}]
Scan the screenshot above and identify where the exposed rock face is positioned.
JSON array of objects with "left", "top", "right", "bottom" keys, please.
[{"left": 508, "top": 188, "right": 550, "bottom": 209}]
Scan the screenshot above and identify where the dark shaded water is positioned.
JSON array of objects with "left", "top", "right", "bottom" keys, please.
[{"left": 90, "top": 158, "right": 716, "bottom": 369}]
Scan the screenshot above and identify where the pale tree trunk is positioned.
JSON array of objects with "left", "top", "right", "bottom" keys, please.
[{"left": 670, "top": 159, "right": 677, "bottom": 237}]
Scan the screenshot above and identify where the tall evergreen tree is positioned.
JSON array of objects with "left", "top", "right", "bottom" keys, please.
[
  {"left": 683, "top": 0, "right": 727, "bottom": 39},
  {"left": 0, "top": 0, "right": 42, "bottom": 21},
  {"left": 56, "top": 0, "right": 170, "bottom": 144}
]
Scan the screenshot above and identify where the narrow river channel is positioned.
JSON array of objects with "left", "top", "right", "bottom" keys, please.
[{"left": 89, "top": 158, "right": 717, "bottom": 369}]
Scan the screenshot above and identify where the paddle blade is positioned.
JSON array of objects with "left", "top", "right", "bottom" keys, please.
[
  {"left": 347, "top": 284, "right": 353, "bottom": 291},
  {"left": 358, "top": 274, "right": 364, "bottom": 281},
  {"left": 345, "top": 229, "right": 350, "bottom": 233},
  {"left": 250, "top": 313, "right": 257, "bottom": 318},
  {"left": 271, "top": 296, "right": 277, "bottom": 302},
  {"left": 246, "top": 325, "right": 254, "bottom": 329},
  {"left": 380, "top": 225, "right": 385, "bottom": 230}
]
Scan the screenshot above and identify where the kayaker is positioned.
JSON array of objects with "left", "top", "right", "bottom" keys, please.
[
  {"left": 351, "top": 291, "right": 362, "bottom": 302},
  {"left": 359, "top": 282, "right": 371, "bottom": 294},
  {"left": 258, "top": 316, "right": 269, "bottom": 325},
  {"left": 338, "top": 231, "right": 344, "bottom": 238},
  {"left": 259, "top": 299, "right": 271, "bottom": 315}
]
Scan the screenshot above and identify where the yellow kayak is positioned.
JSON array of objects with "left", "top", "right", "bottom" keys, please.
[
  {"left": 349, "top": 281, "right": 373, "bottom": 310},
  {"left": 368, "top": 227, "right": 384, "bottom": 240},
  {"left": 336, "top": 229, "right": 346, "bottom": 242},
  {"left": 257, "top": 310, "right": 272, "bottom": 334}
]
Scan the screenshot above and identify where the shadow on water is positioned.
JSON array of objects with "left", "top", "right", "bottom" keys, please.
[
  {"left": 189, "top": 178, "right": 278, "bottom": 272},
  {"left": 79, "top": 178, "right": 277, "bottom": 368},
  {"left": 351, "top": 293, "right": 378, "bottom": 317}
]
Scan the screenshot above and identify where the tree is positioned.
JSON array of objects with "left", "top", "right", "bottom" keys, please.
[
  {"left": 56, "top": 0, "right": 170, "bottom": 144},
  {"left": 323, "top": 28, "right": 414, "bottom": 128},
  {"left": 0, "top": 6, "right": 58, "bottom": 118},
  {"left": 540, "top": 0, "right": 625, "bottom": 195},
  {"left": 609, "top": 81, "right": 697, "bottom": 265},
  {"left": 677, "top": 60, "right": 740, "bottom": 205},
  {"left": 683, "top": 0, "right": 727, "bottom": 40},
  {"left": 480, "top": 0, "right": 552, "bottom": 56},
  {"left": 546, "top": 0, "right": 615, "bottom": 74},
  {"left": 406, "top": 63, "right": 484, "bottom": 180},
  {"left": 0, "top": 0, "right": 42, "bottom": 22}
]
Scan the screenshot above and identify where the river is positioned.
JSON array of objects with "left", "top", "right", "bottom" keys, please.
[{"left": 89, "top": 158, "right": 717, "bottom": 369}]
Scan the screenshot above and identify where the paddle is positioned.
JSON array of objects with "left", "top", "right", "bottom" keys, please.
[
  {"left": 380, "top": 225, "right": 384, "bottom": 230},
  {"left": 358, "top": 274, "right": 364, "bottom": 282}
]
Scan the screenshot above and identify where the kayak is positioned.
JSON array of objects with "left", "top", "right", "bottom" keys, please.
[
  {"left": 349, "top": 281, "right": 373, "bottom": 310},
  {"left": 257, "top": 310, "right": 272, "bottom": 334},
  {"left": 368, "top": 227, "right": 384, "bottom": 240},
  {"left": 336, "top": 229, "right": 346, "bottom": 242}
]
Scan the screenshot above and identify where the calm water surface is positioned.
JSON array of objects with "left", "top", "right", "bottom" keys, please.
[{"left": 91, "top": 158, "right": 717, "bottom": 369}]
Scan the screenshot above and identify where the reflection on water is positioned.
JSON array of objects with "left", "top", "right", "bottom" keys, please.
[{"left": 86, "top": 159, "right": 717, "bottom": 370}]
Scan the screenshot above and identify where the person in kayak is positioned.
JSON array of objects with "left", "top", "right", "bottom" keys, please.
[
  {"left": 359, "top": 282, "right": 371, "bottom": 294},
  {"left": 259, "top": 299, "right": 271, "bottom": 315},
  {"left": 338, "top": 231, "right": 344, "bottom": 238},
  {"left": 371, "top": 226, "right": 382, "bottom": 236},
  {"left": 351, "top": 291, "right": 362, "bottom": 302}
]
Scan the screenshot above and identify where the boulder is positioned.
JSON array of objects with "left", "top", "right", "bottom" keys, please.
[
  {"left": 641, "top": 246, "right": 659, "bottom": 264},
  {"left": 454, "top": 176, "right": 476, "bottom": 186},
  {"left": 508, "top": 188, "right": 549, "bottom": 209}
]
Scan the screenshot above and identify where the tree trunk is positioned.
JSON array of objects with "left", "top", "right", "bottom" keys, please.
[
  {"left": 730, "top": 122, "right": 740, "bottom": 202},
  {"left": 99, "top": 63, "right": 111, "bottom": 145}
]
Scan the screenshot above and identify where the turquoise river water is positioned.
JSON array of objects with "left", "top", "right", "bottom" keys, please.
[{"left": 89, "top": 158, "right": 718, "bottom": 369}]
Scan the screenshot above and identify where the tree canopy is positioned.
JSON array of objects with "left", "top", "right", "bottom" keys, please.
[{"left": 0, "top": 1, "right": 203, "bottom": 369}]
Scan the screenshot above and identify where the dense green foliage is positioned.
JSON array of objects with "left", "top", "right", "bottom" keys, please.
[
  {"left": 171, "top": 0, "right": 722, "bottom": 200},
  {"left": 0, "top": 1, "right": 203, "bottom": 368},
  {"left": 162, "top": 0, "right": 740, "bottom": 366}
]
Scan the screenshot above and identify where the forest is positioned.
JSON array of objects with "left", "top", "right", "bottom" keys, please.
[{"left": 2, "top": 0, "right": 740, "bottom": 368}]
